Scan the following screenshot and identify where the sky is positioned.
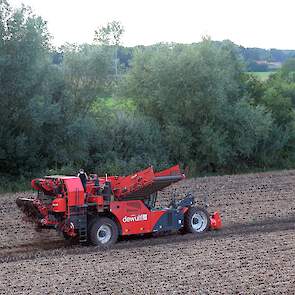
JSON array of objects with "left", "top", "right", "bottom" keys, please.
[{"left": 9, "top": 0, "right": 295, "bottom": 49}]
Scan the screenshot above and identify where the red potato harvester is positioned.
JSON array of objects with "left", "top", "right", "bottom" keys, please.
[{"left": 16, "top": 165, "right": 222, "bottom": 247}]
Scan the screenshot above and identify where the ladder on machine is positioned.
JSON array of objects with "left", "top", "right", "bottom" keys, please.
[
  {"left": 78, "top": 205, "right": 88, "bottom": 243},
  {"left": 69, "top": 205, "right": 88, "bottom": 243},
  {"left": 69, "top": 189, "right": 88, "bottom": 243}
]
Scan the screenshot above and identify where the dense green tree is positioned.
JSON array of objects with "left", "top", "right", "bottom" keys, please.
[
  {"left": 94, "top": 21, "right": 124, "bottom": 46},
  {"left": 244, "top": 74, "right": 266, "bottom": 102},
  {"left": 60, "top": 43, "right": 114, "bottom": 113},
  {"left": 90, "top": 112, "right": 169, "bottom": 175},
  {"left": 281, "top": 58, "right": 295, "bottom": 73},
  {"left": 0, "top": 2, "right": 53, "bottom": 176},
  {"left": 0, "top": 3, "right": 110, "bottom": 178},
  {"left": 94, "top": 21, "right": 125, "bottom": 77},
  {"left": 119, "top": 40, "right": 294, "bottom": 172},
  {"left": 121, "top": 41, "right": 242, "bottom": 167}
]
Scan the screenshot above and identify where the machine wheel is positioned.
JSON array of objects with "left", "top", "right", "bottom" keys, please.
[
  {"left": 89, "top": 217, "right": 118, "bottom": 247},
  {"left": 184, "top": 207, "right": 210, "bottom": 233},
  {"left": 87, "top": 215, "right": 97, "bottom": 236}
]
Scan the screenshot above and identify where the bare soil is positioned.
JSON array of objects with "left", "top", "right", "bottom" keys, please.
[{"left": 1, "top": 170, "right": 295, "bottom": 294}]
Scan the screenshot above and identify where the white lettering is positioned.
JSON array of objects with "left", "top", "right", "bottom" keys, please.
[{"left": 122, "top": 214, "right": 148, "bottom": 223}]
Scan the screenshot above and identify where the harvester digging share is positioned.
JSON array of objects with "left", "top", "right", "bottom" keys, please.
[{"left": 16, "top": 165, "right": 222, "bottom": 247}]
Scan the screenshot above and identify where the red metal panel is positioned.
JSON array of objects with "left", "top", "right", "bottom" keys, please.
[
  {"left": 87, "top": 196, "right": 104, "bottom": 206},
  {"left": 111, "top": 200, "right": 152, "bottom": 235},
  {"left": 52, "top": 198, "right": 66, "bottom": 212},
  {"left": 110, "top": 200, "right": 168, "bottom": 235},
  {"left": 63, "top": 178, "right": 84, "bottom": 207},
  {"left": 210, "top": 212, "right": 222, "bottom": 230}
]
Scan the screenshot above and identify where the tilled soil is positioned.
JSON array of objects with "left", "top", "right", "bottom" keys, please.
[{"left": 1, "top": 170, "right": 295, "bottom": 294}]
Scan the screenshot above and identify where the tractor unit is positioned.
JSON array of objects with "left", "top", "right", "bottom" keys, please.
[{"left": 16, "top": 165, "right": 222, "bottom": 247}]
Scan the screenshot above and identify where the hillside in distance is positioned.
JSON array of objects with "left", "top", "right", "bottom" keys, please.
[{"left": 114, "top": 40, "right": 295, "bottom": 73}]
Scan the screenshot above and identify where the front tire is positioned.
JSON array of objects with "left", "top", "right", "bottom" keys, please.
[
  {"left": 89, "top": 217, "right": 118, "bottom": 247},
  {"left": 184, "top": 207, "right": 210, "bottom": 233}
]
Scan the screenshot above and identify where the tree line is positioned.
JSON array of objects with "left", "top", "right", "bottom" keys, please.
[
  {"left": 1, "top": 1, "right": 295, "bottom": 190},
  {"left": 116, "top": 42, "right": 295, "bottom": 73}
]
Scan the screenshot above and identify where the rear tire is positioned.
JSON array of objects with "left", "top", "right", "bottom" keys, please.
[
  {"left": 89, "top": 217, "right": 118, "bottom": 247},
  {"left": 184, "top": 207, "right": 210, "bottom": 233}
]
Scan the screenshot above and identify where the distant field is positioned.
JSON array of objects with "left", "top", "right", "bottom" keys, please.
[{"left": 247, "top": 71, "right": 276, "bottom": 81}]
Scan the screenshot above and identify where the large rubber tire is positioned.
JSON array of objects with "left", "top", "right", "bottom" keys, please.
[
  {"left": 184, "top": 207, "right": 210, "bottom": 234},
  {"left": 89, "top": 217, "right": 118, "bottom": 247},
  {"left": 87, "top": 215, "right": 97, "bottom": 237}
]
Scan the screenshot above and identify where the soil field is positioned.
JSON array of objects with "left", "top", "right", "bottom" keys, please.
[{"left": 1, "top": 170, "right": 295, "bottom": 294}]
